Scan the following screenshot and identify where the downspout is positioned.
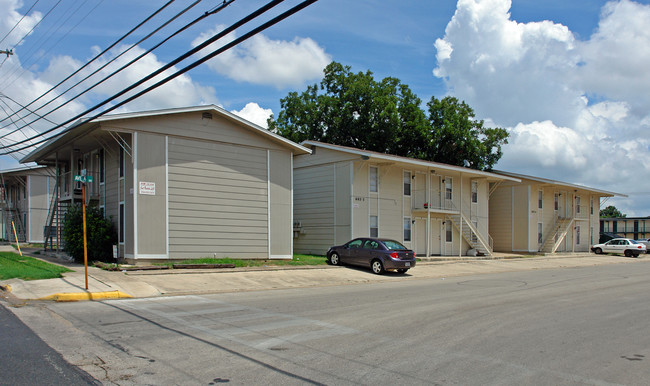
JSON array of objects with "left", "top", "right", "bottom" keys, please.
[{"left": 459, "top": 172, "right": 462, "bottom": 257}]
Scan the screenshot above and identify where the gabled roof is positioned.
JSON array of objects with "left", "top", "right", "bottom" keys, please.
[
  {"left": 493, "top": 170, "right": 625, "bottom": 197},
  {"left": 21, "top": 105, "right": 310, "bottom": 163},
  {"left": 301, "top": 141, "right": 521, "bottom": 182},
  {"left": 0, "top": 164, "right": 51, "bottom": 176}
]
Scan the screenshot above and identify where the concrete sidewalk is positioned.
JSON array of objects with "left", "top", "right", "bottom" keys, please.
[{"left": 1, "top": 247, "right": 647, "bottom": 302}]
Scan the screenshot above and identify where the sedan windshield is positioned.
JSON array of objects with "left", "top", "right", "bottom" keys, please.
[{"left": 382, "top": 240, "right": 408, "bottom": 250}]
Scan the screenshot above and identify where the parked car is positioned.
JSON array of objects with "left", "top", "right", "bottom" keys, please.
[
  {"left": 635, "top": 238, "right": 650, "bottom": 253},
  {"left": 591, "top": 238, "right": 646, "bottom": 257},
  {"left": 327, "top": 238, "right": 416, "bottom": 274}
]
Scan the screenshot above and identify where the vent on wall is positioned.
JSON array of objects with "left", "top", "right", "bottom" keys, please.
[{"left": 202, "top": 112, "right": 213, "bottom": 120}]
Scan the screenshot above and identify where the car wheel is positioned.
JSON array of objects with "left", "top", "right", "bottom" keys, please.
[
  {"left": 329, "top": 252, "right": 340, "bottom": 266},
  {"left": 624, "top": 250, "right": 632, "bottom": 257},
  {"left": 397, "top": 269, "right": 409, "bottom": 274},
  {"left": 594, "top": 248, "right": 602, "bottom": 254},
  {"left": 371, "top": 259, "right": 384, "bottom": 275}
]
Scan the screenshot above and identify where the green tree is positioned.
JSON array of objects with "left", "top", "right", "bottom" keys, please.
[
  {"left": 600, "top": 205, "right": 626, "bottom": 218},
  {"left": 269, "top": 62, "right": 508, "bottom": 170},
  {"left": 63, "top": 205, "right": 118, "bottom": 264},
  {"left": 268, "top": 62, "right": 430, "bottom": 158},
  {"left": 426, "top": 96, "right": 508, "bottom": 170}
]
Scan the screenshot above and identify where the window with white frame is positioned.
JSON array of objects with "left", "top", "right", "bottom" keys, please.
[
  {"left": 554, "top": 193, "right": 559, "bottom": 211},
  {"left": 445, "top": 178, "right": 452, "bottom": 200},
  {"left": 445, "top": 221, "right": 452, "bottom": 242},
  {"left": 471, "top": 181, "right": 478, "bottom": 203},
  {"left": 538, "top": 190, "right": 543, "bottom": 209},
  {"left": 590, "top": 197, "right": 594, "bottom": 215},
  {"left": 538, "top": 222, "right": 543, "bottom": 244},
  {"left": 576, "top": 225, "right": 581, "bottom": 244},
  {"left": 403, "top": 218, "right": 411, "bottom": 241},
  {"left": 369, "top": 167, "right": 378, "bottom": 193},
  {"left": 370, "top": 215, "right": 378, "bottom": 237},
  {"left": 403, "top": 171, "right": 411, "bottom": 196},
  {"left": 576, "top": 196, "right": 581, "bottom": 214}
]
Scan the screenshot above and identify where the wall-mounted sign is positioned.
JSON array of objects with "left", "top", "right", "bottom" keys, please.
[{"left": 139, "top": 181, "right": 155, "bottom": 195}]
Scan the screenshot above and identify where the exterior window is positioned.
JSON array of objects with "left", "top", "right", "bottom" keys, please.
[
  {"left": 119, "top": 203, "right": 124, "bottom": 243},
  {"left": 576, "top": 196, "right": 581, "bottom": 214},
  {"left": 471, "top": 181, "right": 478, "bottom": 203},
  {"left": 538, "top": 190, "right": 543, "bottom": 209},
  {"left": 403, "top": 171, "right": 411, "bottom": 196},
  {"left": 590, "top": 197, "right": 594, "bottom": 215},
  {"left": 554, "top": 193, "right": 559, "bottom": 211},
  {"left": 445, "top": 178, "right": 452, "bottom": 200},
  {"left": 576, "top": 225, "right": 581, "bottom": 245},
  {"left": 370, "top": 215, "right": 378, "bottom": 237},
  {"left": 445, "top": 221, "right": 452, "bottom": 242},
  {"left": 404, "top": 218, "right": 411, "bottom": 241},
  {"left": 119, "top": 147, "right": 124, "bottom": 178},
  {"left": 369, "top": 167, "right": 378, "bottom": 193},
  {"left": 472, "top": 220, "right": 478, "bottom": 243},
  {"left": 538, "top": 223, "right": 543, "bottom": 244}
]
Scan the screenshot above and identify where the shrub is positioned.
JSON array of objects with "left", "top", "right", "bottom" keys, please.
[{"left": 63, "top": 205, "right": 117, "bottom": 264}]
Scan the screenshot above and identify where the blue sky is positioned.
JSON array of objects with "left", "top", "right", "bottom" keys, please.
[{"left": 1, "top": 0, "right": 649, "bottom": 216}]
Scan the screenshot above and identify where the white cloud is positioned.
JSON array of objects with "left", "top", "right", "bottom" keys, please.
[
  {"left": 192, "top": 26, "right": 331, "bottom": 89},
  {"left": 231, "top": 102, "right": 272, "bottom": 129},
  {"left": 434, "top": 0, "right": 650, "bottom": 216}
]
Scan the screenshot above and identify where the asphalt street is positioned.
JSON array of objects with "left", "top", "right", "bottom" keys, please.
[
  {"left": 7, "top": 259, "right": 650, "bottom": 385},
  {"left": 0, "top": 302, "right": 98, "bottom": 385}
]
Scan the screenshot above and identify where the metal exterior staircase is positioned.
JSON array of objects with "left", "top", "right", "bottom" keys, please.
[
  {"left": 540, "top": 217, "right": 574, "bottom": 253},
  {"left": 446, "top": 212, "right": 493, "bottom": 256}
]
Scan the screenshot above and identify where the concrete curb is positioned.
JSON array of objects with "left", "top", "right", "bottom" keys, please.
[{"left": 37, "top": 291, "right": 133, "bottom": 302}]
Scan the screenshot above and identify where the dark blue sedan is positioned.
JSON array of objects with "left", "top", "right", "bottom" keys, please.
[{"left": 327, "top": 238, "right": 416, "bottom": 274}]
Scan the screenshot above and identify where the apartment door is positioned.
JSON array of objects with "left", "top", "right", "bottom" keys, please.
[
  {"left": 430, "top": 218, "right": 442, "bottom": 255},
  {"left": 415, "top": 218, "right": 427, "bottom": 256}
]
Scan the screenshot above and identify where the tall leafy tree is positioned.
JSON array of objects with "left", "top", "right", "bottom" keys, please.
[
  {"left": 269, "top": 62, "right": 508, "bottom": 170},
  {"left": 426, "top": 96, "right": 508, "bottom": 170},
  {"left": 600, "top": 205, "right": 626, "bottom": 218},
  {"left": 268, "top": 62, "right": 429, "bottom": 158}
]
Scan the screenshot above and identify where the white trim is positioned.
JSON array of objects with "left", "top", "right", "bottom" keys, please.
[
  {"left": 290, "top": 152, "right": 293, "bottom": 257},
  {"left": 350, "top": 161, "right": 354, "bottom": 240},
  {"left": 133, "top": 132, "right": 138, "bottom": 257},
  {"left": 165, "top": 136, "right": 170, "bottom": 258},
  {"left": 302, "top": 141, "right": 519, "bottom": 182},
  {"left": 270, "top": 254, "right": 292, "bottom": 260},
  {"left": 267, "top": 150, "right": 271, "bottom": 259},
  {"left": 333, "top": 163, "right": 337, "bottom": 245},
  {"left": 131, "top": 254, "right": 169, "bottom": 260},
  {"left": 26, "top": 175, "right": 31, "bottom": 242}
]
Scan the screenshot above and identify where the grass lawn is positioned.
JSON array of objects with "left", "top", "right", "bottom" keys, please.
[
  {"left": 0, "top": 252, "right": 72, "bottom": 281},
  {"left": 155, "top": 254, "right": 328, "bottom": 268}
]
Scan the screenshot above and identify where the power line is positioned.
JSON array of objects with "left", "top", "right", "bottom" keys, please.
[
  {"left": 0, "top": 0, "right": 243, "bottom": 143},
  {"left": 0, "top": 0, "right": 42, "bottom": 47},
  {"left": 0, "top": 0, "right": 177, "bottom": 126},
  {"left": 0, "top": 0, "right": 104, "bottom": 86},
  {"left": 3, "top": 0, "right": 320, "bottom": 156},
  {"left": 0, "top": 0, "right": 233, "bottom": 140}
]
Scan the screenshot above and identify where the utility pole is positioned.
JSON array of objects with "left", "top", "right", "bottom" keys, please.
[{"left": 0, "top": 49, "right": 14, "bottom": 57}]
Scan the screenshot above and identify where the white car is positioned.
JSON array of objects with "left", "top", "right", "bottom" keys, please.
[
  {"left": 635, "top": 239, "right": 650, "bottom": 253},
  {"left": 591, "top": 238, "right": 646, "bottom": 257}
]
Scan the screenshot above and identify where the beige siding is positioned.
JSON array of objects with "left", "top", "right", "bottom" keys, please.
[
  {"left": 27, "top": 175, "right": 51, "bottom": 243},
  {"left": 293, "top": 164, "right": 335, "bottom": 255},
  {"left": 334, "top": 162, "right": 352, "bottom": 245},
  {"left": 512, "top": 185, "right": 530, "bottom": 251},
  {"left": 269, "top": 149, "right": 292, "bottom": 258},
  {"left": 489, "top": 185, "right": 513, "bottom": 252},
  {"left": 293, "top": 146, "right": 358, "bottom": 169},
  {"left": 105, "top": 113, "right": 287, "bottom": 153},
  {"left": 352, "top": 161, "right": 369, "bottom": 238},
  {"left": 167, "top": 137, "right": 269, "bottom": 259},
  {"left": 135, "top": 132, "right": 167, "bottom": 256}
]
